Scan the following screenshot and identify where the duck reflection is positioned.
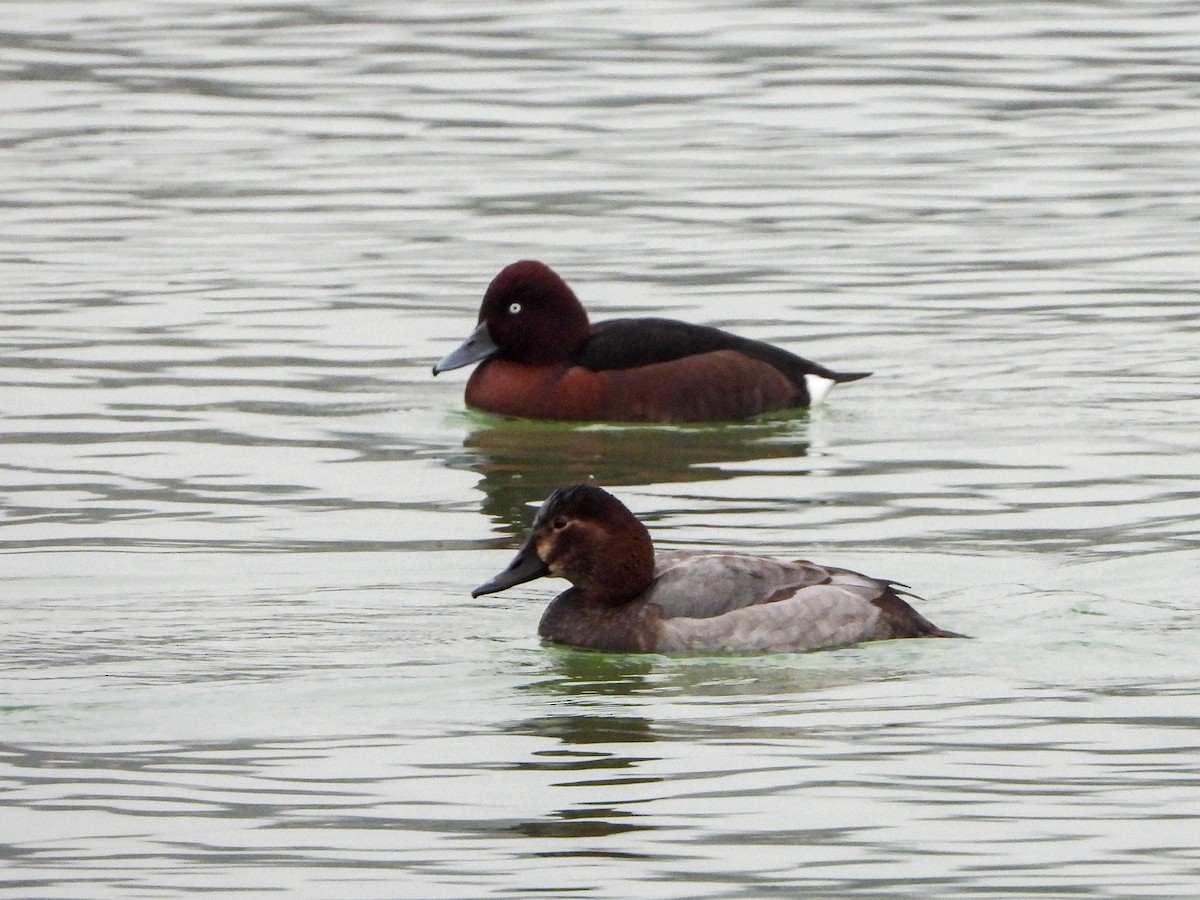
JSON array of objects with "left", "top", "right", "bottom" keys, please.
[
  {"left": 494, "top": 643, "right": 892, "bottom": 849},
  {"left": 521, "top": 647, "right": 659, "bottom": 699},
  {"left": 497, "top": 648, "right": 877, "bottom": 845},
  {"left": 524, "top": 644, "right": 878, "bottom": 704},
  {"left": 446, "top": 414, "right": 812, "bottom": 538},
  {"left": 501, "top": 654, "right": 661, "bottom": 842}
]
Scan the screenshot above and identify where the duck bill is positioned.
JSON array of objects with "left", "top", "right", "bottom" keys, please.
[
  {"left": 472, "top": 546, "right": 550, "bottom": 597},
  {"left": 432, "top": 321, "right": 500, "bottom": 374}
]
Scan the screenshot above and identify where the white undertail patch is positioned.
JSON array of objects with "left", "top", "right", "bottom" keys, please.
[{"left": 804, "top": 373, "right": 837, "bottom": 405}]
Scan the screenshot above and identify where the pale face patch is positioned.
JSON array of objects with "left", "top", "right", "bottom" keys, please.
[
  {"left": 536, "top": 520, "right": 605, "bottom": 582},
  {"left": 535, "top": 535, "right": 561, "bottom": 575}
]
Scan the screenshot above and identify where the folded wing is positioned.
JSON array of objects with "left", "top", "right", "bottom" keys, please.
[
  {"left": 580, "top": 318, "right": 869, "bottom": 385},
  {"left": 648, "top": 552, "right": 948, "bottom": 654}
]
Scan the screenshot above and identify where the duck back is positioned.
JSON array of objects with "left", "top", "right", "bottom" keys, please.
[{"left": 579, "top": 318, "right": 869, "bottom": 386}]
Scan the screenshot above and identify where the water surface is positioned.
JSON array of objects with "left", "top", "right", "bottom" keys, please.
[{"left": 3, "top": 1, "right": 1199, "bottom": 896}]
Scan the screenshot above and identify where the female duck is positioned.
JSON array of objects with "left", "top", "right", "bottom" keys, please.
[
  {"left": 434, "top": 261, "right": 869, "bottom": 423},
  {"left": 473, "top": 485, "right": 962, "bottom": 654}
]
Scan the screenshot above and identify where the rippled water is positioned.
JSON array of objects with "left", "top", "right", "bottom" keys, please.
[{"left": 3, "top": 1, "right": 1199, "bottom": 896}]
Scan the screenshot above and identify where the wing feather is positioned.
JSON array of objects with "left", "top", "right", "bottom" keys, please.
[
  {"left": 646, "top": 552, "right": 953, "bottom": 653},
  {"left": 656, "top": 587, "right": 887, "bottom": 654},
  {"left": 579, "top": 318, "right": 866, "bottom": 383},
  {"left": 646, "top": 552, "right": 833, "bottom": 620}
]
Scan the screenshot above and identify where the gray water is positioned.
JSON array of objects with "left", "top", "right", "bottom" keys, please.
[{"left": 3, "top": 2, "right": 1199, "bottom": 897}]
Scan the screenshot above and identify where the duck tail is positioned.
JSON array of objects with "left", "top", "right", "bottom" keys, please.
[
  {"left": 926, "top": 626, "right": 970, "bottom": 639},
  {"left": 886, "top": 582, "right": 969, "bottom": 639},
  {"left": 832, "top": 370, "right": 872, "bottom": 384}
]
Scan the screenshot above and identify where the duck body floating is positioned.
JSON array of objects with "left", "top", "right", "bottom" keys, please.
[
  {"left": 434, "top": 261, "right": 870, "bottom": 423},
  {"left": 473, "top": 485, "right": 963, "bottom": 655}
]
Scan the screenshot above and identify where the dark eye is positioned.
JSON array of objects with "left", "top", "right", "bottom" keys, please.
[
  {"left": 508, "top": 302, "right": 522, "bottom": 315},
  {"left": 551, "top": 515, "right": 567, "bottom": 530}
]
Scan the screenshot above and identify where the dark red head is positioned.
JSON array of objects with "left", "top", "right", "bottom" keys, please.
[
  {"left": 477, "top": 261, "right": 591, "bottom": 364},
  {"left": 433, "top": 261, "right": 591, "bottom": 374}
]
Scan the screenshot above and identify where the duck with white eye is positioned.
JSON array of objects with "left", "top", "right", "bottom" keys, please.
[
  {"left": 473, "top": 484, "right": 964, "bottom": 655},
  {"left": 433, "top": 260, "right": 868, "bottom": 423}
]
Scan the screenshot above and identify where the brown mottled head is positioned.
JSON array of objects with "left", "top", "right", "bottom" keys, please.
[{"left": 472, "top": 484, "right": 656, "bottom": 606}]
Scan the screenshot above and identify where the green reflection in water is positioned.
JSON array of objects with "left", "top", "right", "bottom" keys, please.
[
  {"left": 446, "top": 413, "right": 812, "bottom": 537},
  {"left": 487, "top": 644, "right": 940, "bottom": 852},
  {"left": 528, "top": 647, "right": 887, "bottom": 703}
]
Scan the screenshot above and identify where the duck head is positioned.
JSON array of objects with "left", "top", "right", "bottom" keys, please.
[
  {"left": 433, "top": 261, "right": 591, "bottom": 373},
  {"left": 472, "top": 484, "right": 656, "bottom": 606}
]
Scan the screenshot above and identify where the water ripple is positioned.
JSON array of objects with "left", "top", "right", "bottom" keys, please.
[{"left": 3, "top": 1, "right": 1200, "bottom": 896}]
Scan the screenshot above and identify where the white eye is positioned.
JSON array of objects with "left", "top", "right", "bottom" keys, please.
[{"left": 508, "top": 302, "right": 522, "bottom": 315}]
